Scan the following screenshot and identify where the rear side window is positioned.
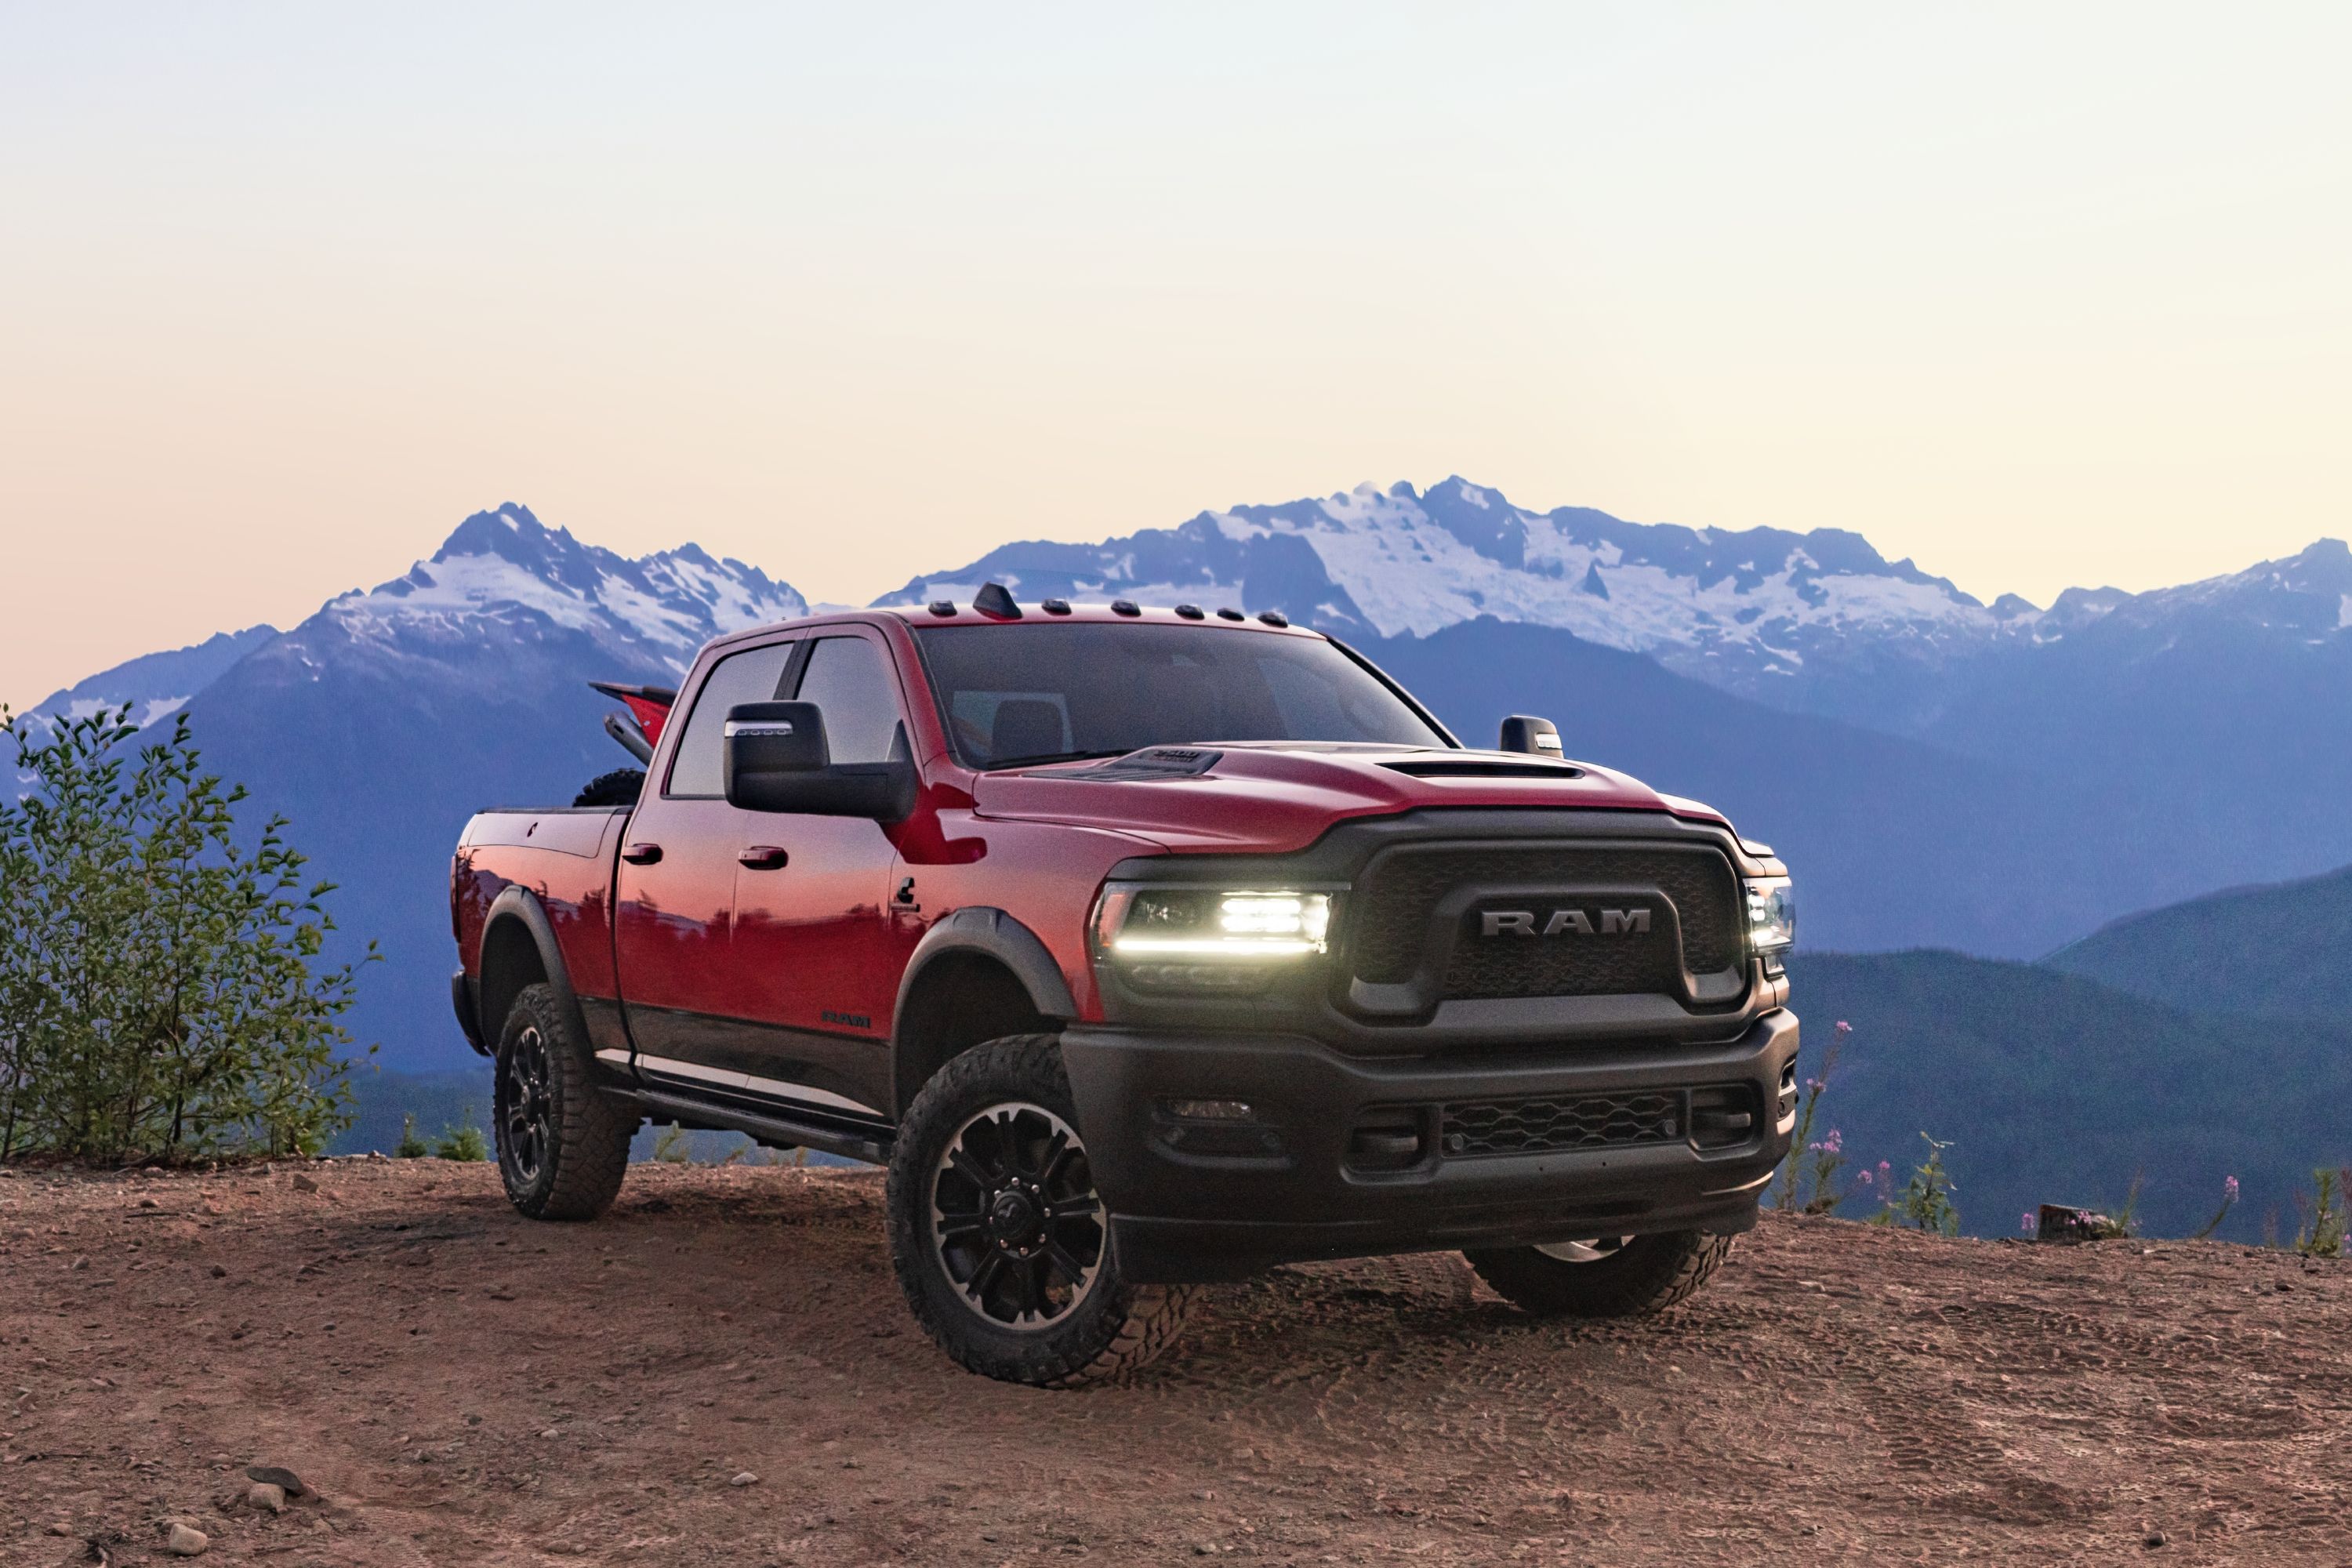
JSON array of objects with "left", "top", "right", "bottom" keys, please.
[
  {"left": 792, "top": 636, "right": 905, "bottom": 764},
  {"left": 665, "top": 642, "right": 794, "bottom": 797}
]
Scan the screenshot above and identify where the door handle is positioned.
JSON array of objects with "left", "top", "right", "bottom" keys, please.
[
  {"left": 622, "top": 842, "right": 664, "bottom": 866},
  {"left": 738, "top": 845, "right": 790, "bottom": 871}
]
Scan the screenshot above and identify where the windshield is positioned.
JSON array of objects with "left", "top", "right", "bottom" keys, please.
[{"left": 913, "top": 622, "right": 1452, "bottom": 768}]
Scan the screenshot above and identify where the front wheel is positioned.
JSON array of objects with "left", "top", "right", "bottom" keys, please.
[
  {"left": 1465, "top": 1230, "right": 1733, "bottom": 1318},
  {"left": 494, "top": 983, "right": 637, "bottom": 1220},
  {"left": 885, "top": 1035, "right": 1190, "bottom": 1387}
]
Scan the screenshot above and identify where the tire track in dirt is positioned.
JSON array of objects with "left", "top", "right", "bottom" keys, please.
[{"left": 7, "top": 1163, "right": 2352, "bottom": 1565}]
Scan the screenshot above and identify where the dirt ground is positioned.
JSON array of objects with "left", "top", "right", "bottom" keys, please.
[{"left": 3, "top": 1160, "right": 2349, "bottom": 1567}]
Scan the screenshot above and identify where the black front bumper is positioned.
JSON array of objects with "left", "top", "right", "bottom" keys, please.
[{"left": 1060, "top": 1009, "right": 1798, "bottom": 1283}]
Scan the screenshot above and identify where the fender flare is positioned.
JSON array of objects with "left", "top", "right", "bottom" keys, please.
[
  {"left": 890, "top": 907, "right": 1080, "bottom": 1105},
  {"left": 477, "top": 885, "right": 592, "bottom": 1060}
]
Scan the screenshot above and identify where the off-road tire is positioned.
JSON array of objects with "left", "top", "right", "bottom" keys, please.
[
  {"left": 1465, "top": 1230, "right": 1733, "bottom": 1319},
  {"left": 573, "top": 768, "right": 645, "bottom": 808},
  {"left": 886, "top": 1034, "right": 1191, "bottom": 1388},
  {"left": 494, "top": 983, "right": 635, "bottom": 1221}
]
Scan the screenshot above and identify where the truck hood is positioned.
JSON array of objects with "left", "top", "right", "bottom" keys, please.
[{"left": 967, "top": 742, "right": 1715, "bottom": 855}]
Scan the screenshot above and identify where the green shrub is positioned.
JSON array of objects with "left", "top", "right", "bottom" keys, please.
[
  {"left": 433, "top": 1120, "right": 488, "bottom": 1163},
  {"left": 0, "top": 704, "right": 373, "bottom": 1163},
  {"left": 2294, "top": 1168, "right": 2347, "bottom": 1258},
  {"left": 394, "top": 1112, "right": 430, "bottom": 1159}
]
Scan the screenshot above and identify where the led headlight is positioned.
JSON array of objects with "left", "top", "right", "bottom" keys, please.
[
  {"left": 1744, "top": 876, "right": 1795, "bottom": 955},
  {"left": 1094, "top": 888, "right": 1333, "bottom": 959}
]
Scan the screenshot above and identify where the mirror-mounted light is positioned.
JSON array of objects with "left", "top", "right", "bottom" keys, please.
[
  {"left": 724, "top": 703, "right": 918, "bottom": 822},
  {"left": 1498, "top": 715, "right": 1563, "bottom": 756}
]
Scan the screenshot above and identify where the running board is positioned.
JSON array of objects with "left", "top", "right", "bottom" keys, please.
[{"left": 620, "top": 1087, "right": 894, "bottom": 1166}]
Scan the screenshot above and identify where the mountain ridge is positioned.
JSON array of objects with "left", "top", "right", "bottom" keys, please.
[
  {"left": 2042, "top": 860, "right": 2352, "bottom": 1022},
  {"left": 22, "top": 485, "right": 2352, "bottom": 1073}
]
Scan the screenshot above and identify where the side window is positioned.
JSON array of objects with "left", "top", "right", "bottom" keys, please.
[
  {"left": 793, "top": 636, "right": 904, "bottom": 764},
  {"left": 664, "top": 642, "right": 795, "bottom": 797}
]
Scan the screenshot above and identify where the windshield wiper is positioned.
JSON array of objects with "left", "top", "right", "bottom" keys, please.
[{"left": 983, "top": 748, "right": 1138, "bottom": 771}]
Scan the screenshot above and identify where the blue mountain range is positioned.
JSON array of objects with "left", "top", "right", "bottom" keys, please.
[{"left": 26, "top": 483, "right": 2352, "bottom": 1076}]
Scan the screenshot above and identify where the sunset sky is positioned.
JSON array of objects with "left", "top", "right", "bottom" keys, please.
[{"left": 5, "top": 4, "right": 2347, "bottom": 709}]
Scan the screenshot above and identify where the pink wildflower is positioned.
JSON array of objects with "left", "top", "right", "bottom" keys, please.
[
  {"left": 2224, "top": 1175, "right": 2240, "bottom": 1201},
  {"left": 2021, "top": 1211, "right": 2037, "bottom": 1235}
]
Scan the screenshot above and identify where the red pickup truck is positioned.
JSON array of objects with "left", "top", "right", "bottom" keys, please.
[{"left": 451, "top": 586, "right": 1798, "bottom": 1386}]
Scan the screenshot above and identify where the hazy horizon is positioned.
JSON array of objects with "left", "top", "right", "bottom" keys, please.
[{"left": 6, "top": 4, "right": 2348, "bottom": 708}]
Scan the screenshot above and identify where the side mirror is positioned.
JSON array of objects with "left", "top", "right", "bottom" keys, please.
[
  {"left": 1497, "top": 715, "right": 1563, "bottom": 757},
  {"left": 724, "top": 702, "right": 916, "bottom": 821}
]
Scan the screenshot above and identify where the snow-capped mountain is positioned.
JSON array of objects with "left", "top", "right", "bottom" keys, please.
[
  {"left": 885, "top": 477, "right": 2352, "bottom": 738},
  {"left": 2029, "top": 537, "right": 2352, "bottom": 644},
  {"left": 25, "top": 484, "right": 2352, "bottom": 1074},
  {"left": 23, "top": 625, "right": 279, "bottom": 731},
  {"left": 21, "top": 504, "right": 803, "bottom": 739},
  {"left": 12, "top": 503, "right": 810, "bottom": 1070},
  {"left": 266, "top": 502, "right": 804, "bottom": 684},
  {"left": 882, "top": 477, "right": 2028, "bottom": 721}
]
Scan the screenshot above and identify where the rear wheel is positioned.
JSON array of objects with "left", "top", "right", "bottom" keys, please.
[
  {"left": 886, "top": 1035, "right": 1190, "bottom": 1387},
  {"left": 494, "top": 983, "right": 635, "bottom": 1220},
  {"left": 1465, "top": 1230, "right": 1733, "bottom": 1318}
]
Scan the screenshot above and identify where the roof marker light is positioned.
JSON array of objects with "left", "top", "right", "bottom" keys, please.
[
  {"left": 1174, "top": 604, "right": 1205, "bottom": 620},
  {"left": 1111, "top": 599, "right": 1142, "bottom": 616},
  {"left": 1216, "top": 607, "right": 1245, "bottom": 621},
  {"left": 927, "top": 601, "right": 956, "bottom": 617},
  {"left": 1256, "top": 610, "right": 1290, "bottom": 627},
  {"left": 1041, "top": 597, "right": 1073, "bottom": 615}
]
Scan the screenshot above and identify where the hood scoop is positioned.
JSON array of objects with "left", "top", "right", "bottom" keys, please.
[{"left": 1383, "top": 757, "right": 1585, "bottom": 780}]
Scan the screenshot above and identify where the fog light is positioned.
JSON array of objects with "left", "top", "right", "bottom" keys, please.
[{"left": 1163, "top": 1098, "right": 1254, "bottom": 1122}]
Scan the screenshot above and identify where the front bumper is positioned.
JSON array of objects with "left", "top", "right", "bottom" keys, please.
[{"left": 1060, "top": 1008, "right": 1798, "bottom": 1283}]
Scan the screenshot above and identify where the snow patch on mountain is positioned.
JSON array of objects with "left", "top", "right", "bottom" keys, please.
[
  {"left": 882, "top": 477, "right": 2008, "bottom": 706},
  {"left": 24, "top": 626, "right": 278, "bottom": 732},
  {"left": 303, "top": 504, "right": 806, "bottom": 678}
]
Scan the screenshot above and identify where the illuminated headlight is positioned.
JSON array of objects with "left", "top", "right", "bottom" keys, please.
[
  {"left": 1093, "top": 887, "right": 1334, "bottom": 969},
  {"left": 1744, "top": 877, "right": 1795, "bottom": 955}
]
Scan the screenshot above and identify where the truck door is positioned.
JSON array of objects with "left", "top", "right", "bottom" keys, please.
[
  {"left": 725, "top": 629, "right": 908, "bottom": 1120},
  {"left": 612, "top": 637, "right": 797, "bottom": 1077}
]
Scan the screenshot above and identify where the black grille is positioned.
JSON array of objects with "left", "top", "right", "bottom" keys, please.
[
  {"left": 1443, "top": 1092, "right": 1682, "bottom": 1157},
  {"left": 1348, "top": 843, "right": 1742, "bottom": 1001}
]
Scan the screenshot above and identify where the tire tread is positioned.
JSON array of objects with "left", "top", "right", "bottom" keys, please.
[
  {"left": 886, "top": 1033, "right": 1190, "bottom": 1388},
  {"left": 1466, "top": 1230, "right": 1733, "bottom": 1319},
  {"left": 499, "top": 983, "right": 633, "bottom": 1221}
]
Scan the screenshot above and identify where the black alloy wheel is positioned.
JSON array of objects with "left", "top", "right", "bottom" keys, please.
[
  {"left": 885, "top": 1034, "right": 1192, "bottom": 1387},
  {"left": 498, "top": 1021, "right": 555, "bottom": 1188},
  {"left": 930, "top": 1102, "right": 1105, "bottom": 1329},
  {"left": 492, "top": 982, "right": 635, "bottom": 1221}
]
